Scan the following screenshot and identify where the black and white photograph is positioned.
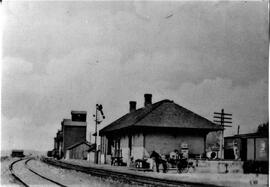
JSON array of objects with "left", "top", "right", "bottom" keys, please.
[{"left": 1, "top": 1, "right": 269, "bottom": 186}]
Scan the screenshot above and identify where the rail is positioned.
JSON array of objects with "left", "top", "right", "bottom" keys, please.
[
  {"left": 9, "top": 158, "right": 29, "bottom": 187},
  {"left": 42, "top": 157, "right": 218, "bottom": 187},
  {"left": 9, "top": 157, "right": 67, "bottom": 187}
]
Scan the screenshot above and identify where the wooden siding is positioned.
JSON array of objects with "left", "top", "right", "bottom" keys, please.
[
  {"left": 144, "top": 131, "right": 205, "bottom": 156},
  {"left": 63, "top": 126, "right": 86, "bottom": 156},
  {"left": 69, "top": 143, "right": 89, "bottom": 160}
]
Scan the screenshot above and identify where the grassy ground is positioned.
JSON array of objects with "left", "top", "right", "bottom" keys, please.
[{"left": 0, "top": 156, "right": 20, "bottom": 186}]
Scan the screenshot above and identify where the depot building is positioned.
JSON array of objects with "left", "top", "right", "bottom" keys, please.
[{"left": 99, "top": 94, "right": 222, "bottom": 165}]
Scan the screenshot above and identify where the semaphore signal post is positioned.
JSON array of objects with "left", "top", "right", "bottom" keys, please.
[
  {"left": 213, "top": 109, "right": 232, "bottom": 159},
  {"left": 93, "top": 104, "right": 105, "bottom": 164}
]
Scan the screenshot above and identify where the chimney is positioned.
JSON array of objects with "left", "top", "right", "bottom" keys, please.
[
  {"left": 129, "top": 101, "right": 136, "bottom": 112},
  {"left": 144, "top": 94, "right": 152, "bottom": 107}
]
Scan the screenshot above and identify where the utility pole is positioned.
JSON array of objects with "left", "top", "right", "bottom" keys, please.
[
  {"left": 213, "top": 109, "right": 232, "bottom": 159},
  {"left": 93, "top": 104, "right": 105, "bottom": 164}
]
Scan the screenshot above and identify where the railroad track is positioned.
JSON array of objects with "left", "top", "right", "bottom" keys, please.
[
  {"left": 42, "top": 157, "right": 218, "bottom": 187},
  {"left": 9, "top": 157, "right": 67, "bottom": 187}
]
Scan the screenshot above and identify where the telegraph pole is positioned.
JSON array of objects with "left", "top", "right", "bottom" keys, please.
[{"left": 213, "top": 109, "right": 232, "bottom": 159}]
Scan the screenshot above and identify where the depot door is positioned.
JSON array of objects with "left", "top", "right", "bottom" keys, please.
[
  {"left": 241, "top": 139, "right": 247, "bottom": 161},
  {"left": 128, "top": 135, "right": 132, "bottom": 156}
]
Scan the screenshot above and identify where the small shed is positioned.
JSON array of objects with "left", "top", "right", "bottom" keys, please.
[
  {"left": 11, "top": 150, "right": 24, "bottom": 157},
  {"left": 66, "top": 141, "right": 95, "bottom": 160}
]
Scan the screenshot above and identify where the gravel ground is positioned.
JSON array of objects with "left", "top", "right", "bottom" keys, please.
[
  {"left": 62, "top": 159, "right": 269, "bottom": 187},
  {"left": 1, "top": 157, "right": 20, "bottom": 186},
  {"left": 1, "top": 157, "right": 142, "bottom": 187},
  {"left": 27, "top": 159, "right": 142, "bottom": 187},
  {"left": 2, "top": 157, "right": 268, "bottom": 187},
  {"left": 13, "top": 158, "right": 59, "bottom": 186}
]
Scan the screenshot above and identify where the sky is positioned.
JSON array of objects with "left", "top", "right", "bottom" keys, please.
[{"left": 2, "top": 1, "right": 268, "bottom": 151}]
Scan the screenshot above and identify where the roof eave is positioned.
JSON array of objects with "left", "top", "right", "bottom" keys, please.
[{"left": 99, "top": 126, "right": 222, "bottom": 136}]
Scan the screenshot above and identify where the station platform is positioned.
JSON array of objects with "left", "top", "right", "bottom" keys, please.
[{"left": 42, "top": 157, "right": 268, "bottom": 187}]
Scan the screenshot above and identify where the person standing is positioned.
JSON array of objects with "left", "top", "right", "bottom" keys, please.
[{"left": 150, "top": 151, "right": 161, "bottom": 172}]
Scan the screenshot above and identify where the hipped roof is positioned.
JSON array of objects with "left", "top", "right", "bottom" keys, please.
[{"left": 99, "top": 99, "right": 222, "bottom": 135}]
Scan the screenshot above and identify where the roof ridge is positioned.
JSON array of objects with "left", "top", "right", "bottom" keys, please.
[{"left": 131, "top": 100, "right": 171, "bottom": 126}]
